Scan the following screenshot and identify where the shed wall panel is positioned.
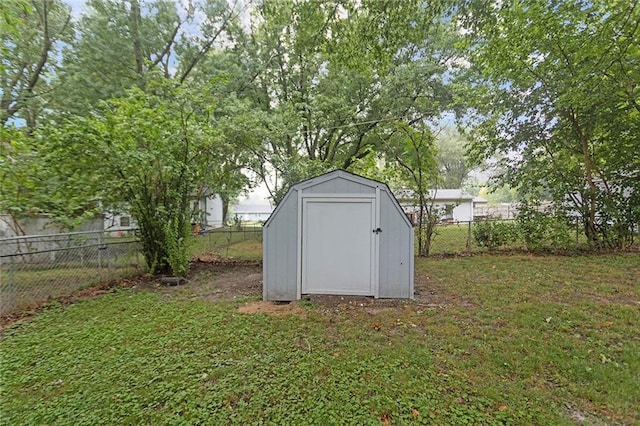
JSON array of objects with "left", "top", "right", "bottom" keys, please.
[
  {"left": 302, "top": 177, "right": 375, "bottom": 194},
  {"left": 378, "top": 190, "right": 413, "bottom": 298},
  {"left": 263, "top": 189, "right": 298, "bottom": 300}
]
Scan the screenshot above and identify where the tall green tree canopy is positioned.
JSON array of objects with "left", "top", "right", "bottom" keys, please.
[
  {"left": 435, "top": 126, "right": 470, "bottom": 189},
  {"left": 461, "top": 0, "right": 640, "bottom": 246},
  {"left": 41, "top": 80, "right": 231, "bottom": 274},
  {"left": 52, "top": 0, "right": 241, "bottom": 116},
  {"left": 1, "top": 0, "right": 72, "bottom": 130},
  {"left": 233, "top": 0, "right": 454, "bottom": 199}
]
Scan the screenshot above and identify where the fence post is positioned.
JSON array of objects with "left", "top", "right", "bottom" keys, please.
[
  {"left": 466, "top": 221, "right": 472, "bottom": 253},
  {"left": 98, "top": 231, "right": 103, "bottom": 283}
]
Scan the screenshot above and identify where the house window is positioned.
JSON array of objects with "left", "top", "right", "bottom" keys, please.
[{"left": 120, "top": 216, "right": 130, "bottom": 227}]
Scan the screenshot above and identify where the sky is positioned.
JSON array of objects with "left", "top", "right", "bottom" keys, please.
[{"left": 64, "top": 0, "right": 87, "bottom": 16}]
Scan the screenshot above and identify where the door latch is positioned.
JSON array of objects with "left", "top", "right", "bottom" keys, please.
[{"left": 373, "top": 228, "right": 382, "bottom": 234}]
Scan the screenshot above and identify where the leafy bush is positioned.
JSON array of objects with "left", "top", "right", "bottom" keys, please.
[
  {"left": 473, "top": 221, "right": 519, "bottom": 249},
  {"left": 516, "top": 203, "right": 575, "bottom": 251},
  {"left": 164, "top": 219, "right": 192, "bottom": 277}
]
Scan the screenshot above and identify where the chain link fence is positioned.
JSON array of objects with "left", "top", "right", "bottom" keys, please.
[
  {"left": 1, "top": 230, "right": 143, "bottom": 316},
  {"left": 191, "top": 226, "right": 263, "bottom": 259},
  {"left": 4, "top": 220, "right": 622, "bottom": 316},
  {"left": 426, "top": 218, "right": 587, "bottom": 255}
]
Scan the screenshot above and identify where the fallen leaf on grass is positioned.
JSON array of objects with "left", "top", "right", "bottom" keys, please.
[
  {"left": 412, "top": 408, "right": 420, "bottom": 418},
  {"left": 373, "top": 322, "right": 382, "bottom": 331}
]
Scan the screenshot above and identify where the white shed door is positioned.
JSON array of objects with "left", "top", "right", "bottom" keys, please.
[{"left": 302, "top": 198, "right": 375, "bottom": 295}]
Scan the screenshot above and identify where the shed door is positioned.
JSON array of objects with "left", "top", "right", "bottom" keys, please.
[{"left": 302, "top": 198, "right": 375, "bottom": 295}]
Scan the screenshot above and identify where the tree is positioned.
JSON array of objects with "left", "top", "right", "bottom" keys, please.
[
  {"left": 382, "top": 123, "right": 440, "bottom": 256},
  {"left": 435, "top": 126, "right": 470, "bottom": 189},
  {"left": 42, "top": 81, "right": 229, "bottom": 275},
  {"left": 2, "top": 0, "right": 262, "bottom": 272},
  {"left": 1, "top": 122, "right": 108, "bottom": 235},
  {"left": 234, "top": 0, "right": 453, "bottom": 198},
  {"left": 1, "top": 0, "right": 72, "bottom": 130},
  {"left": 51, "top": 0, "right": 241, "bottom": 116},
  {"left": 461, "top": 0, "right": 640, "bottom": 248}
]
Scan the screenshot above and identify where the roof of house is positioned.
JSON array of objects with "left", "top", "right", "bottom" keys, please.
[
  {"left": 432, "top": 189, "right": 474, "bottom": 201},
  {"left": 231, "top": 204, "right": 274, "bottom": 214},
  {"left": 395, "top": 188, "right": 475, "bottom": 202}
]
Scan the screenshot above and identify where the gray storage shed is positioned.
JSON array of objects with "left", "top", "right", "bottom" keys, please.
[{"left": 263, "top": 170, "right": 414, "bottom": 301}]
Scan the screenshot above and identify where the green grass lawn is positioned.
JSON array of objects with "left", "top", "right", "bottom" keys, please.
[
  {"left": 1, "top": 253, "right": 638, "bottom": 424},
  {"left": 190, "top": 227, "right": 263, "bottom": 259}
]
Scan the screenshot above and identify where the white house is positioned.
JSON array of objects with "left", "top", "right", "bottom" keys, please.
[
  {"left": 192, "top": 194, "right": 224, "bottom": 228},
  {"left": 103, "top": 194, "right": 224, "bottom": 234},
  {"left": 231, "top": 203, "right": 274, "bottom": 223},
  {"left": 395, "top": 188, "right": 475, "bottom": 223},
  {"left": 103, "top": 212, "right": 137, "bottom": 236}
]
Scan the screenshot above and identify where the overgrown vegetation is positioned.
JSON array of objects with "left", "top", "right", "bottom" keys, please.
[
  {"left": 1, "top": 254, "right": 638, "bottom": 424},
  {"left": 472, "top": 221, "right": 520, "bottom": 250},
  {"left": 462, "top": 0, "right": 640, "bottom": 248}
]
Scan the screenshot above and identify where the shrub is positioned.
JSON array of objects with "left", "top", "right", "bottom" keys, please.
[
  {"left": 164, "top": 219, "right": 192, "bottom": 277},
  {"left": 516, "top": 204, "right": 574, "bottom": 251},
  {"left": 473, "top": 221, "right": 519, "bottom": 249}
]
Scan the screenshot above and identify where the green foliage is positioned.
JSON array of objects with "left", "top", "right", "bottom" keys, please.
[
  {"left": 478, "top": 184, "right": 521, "bottom": 205},
  {"left": 435, "top": 127, "right": 471, "bottom": 189},
  {"left": 0, "top": 125, "right": 102, "bottom": 231},
  {"left": 235, "top": 0, "right": 454, "bottom": 196},
  {"left": 517, "top": 201, "right": 575, "bottom": 251},
  {"left": 461, "top": 0, "right": 640, "bottom": 249},
  {"left": 383, "top": 123, "right": 440, "bottom": 256},
  {"left": 53, "top": 0, "right": 239, "bottom": 116},
  {"left": 473, "top": 221, "right": 519, "bottom": 249},
  {"left": 38, "top": 81, "right": 228, "bottom": 274},
  {"left": 163, "top": 219, "right": 192, "bottom": 277},
  {"left": 1, "top": 0, "right": 73, "bottom": 129}
]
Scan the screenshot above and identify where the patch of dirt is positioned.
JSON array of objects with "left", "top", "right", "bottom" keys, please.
[
  {"left": 192, "top": 253, "right": 261, "bottom": 267},
  {"left": 238, "top": 301, "right": 305, "bottom": 317},
  {"left": 412, "top": 273, "right": 479, "bottom": 309},
  {"left": 301, "top": 294, "right": 410, "bottom": 313},
  {"left": 144, "top": 261, "right": 263, "bottom": 302}
]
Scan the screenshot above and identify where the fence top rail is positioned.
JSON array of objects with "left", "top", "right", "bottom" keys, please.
[
  {"left": 0, "top": 228, "right": 138, "bottom": 242},
  {"left": 0, "top": 238, "right": 140, "bottom": 258}
]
